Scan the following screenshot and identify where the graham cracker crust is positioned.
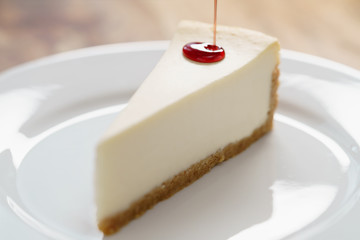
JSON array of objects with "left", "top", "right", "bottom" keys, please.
[{"left": 98, "top": 66, "right": 280, "bottom": 235}]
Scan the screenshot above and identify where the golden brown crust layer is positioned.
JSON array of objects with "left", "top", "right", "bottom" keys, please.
[{"left": 99, "top": 66, "right": 280, "bottom": 235}]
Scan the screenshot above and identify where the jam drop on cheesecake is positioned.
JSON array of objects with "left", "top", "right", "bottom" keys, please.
[
  {"left": 182, "top": 0, "right": 225, "bottom": 63},
  {"left": 182, "top": 42, "right": 225, "bottom": 63}
]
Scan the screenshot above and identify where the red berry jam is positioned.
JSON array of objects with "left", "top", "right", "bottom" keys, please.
[{"left": 182, "top": 42, "right": 225, "bottom": 63}]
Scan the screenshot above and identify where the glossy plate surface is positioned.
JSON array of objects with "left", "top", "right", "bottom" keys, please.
[{"left": 0, "top": 41, "right": 360, "bottom": 240}]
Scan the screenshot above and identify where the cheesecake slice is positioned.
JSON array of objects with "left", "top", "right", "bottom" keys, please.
[{"left": 96, "top": 20, "right": 280, "bottom": 235}]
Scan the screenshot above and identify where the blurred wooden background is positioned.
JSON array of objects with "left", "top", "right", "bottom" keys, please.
[{"left": 0, "top": 0, "right": 359, "bottom": 72}]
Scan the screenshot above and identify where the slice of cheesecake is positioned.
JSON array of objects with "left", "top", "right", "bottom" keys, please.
[{"left": 96, "top": 20, "right": 280, "bottom": 235}]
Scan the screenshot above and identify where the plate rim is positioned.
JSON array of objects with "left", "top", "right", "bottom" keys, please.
[{"left": 1, "top": 41, "right": 359, "bottom": 83}]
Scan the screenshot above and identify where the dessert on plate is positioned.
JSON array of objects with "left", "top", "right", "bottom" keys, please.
[{"left": 95, "top": 20, "right": 280, "bottom": 235}]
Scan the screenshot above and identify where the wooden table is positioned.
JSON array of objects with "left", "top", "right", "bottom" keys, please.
[{"left": 0, "top": 0, "right": 359, "bottom": 72}]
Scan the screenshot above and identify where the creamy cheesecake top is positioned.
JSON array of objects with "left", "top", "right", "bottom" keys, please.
[{"left": 100, "top": 20, "right": 278, "bottom": 141}]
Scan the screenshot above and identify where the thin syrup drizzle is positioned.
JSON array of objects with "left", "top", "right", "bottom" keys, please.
[{"left": 213, "top": 0, "right": 217, "bottom": 46}]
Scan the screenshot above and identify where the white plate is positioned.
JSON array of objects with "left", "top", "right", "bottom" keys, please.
[{"left": 0, "top": 41, "right": 360, "bottom": 240}]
